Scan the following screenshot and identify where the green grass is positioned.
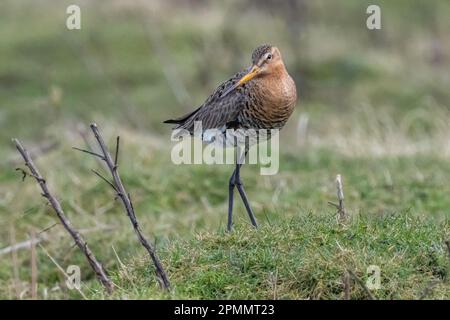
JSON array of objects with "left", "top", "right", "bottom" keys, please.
[
  {"left": 1, "top": 0, "right": 450, "bottom": 300},
  {"left": 1, "top": 150, "right": 449, "bottom": 299},
  {"left": 92, "top": 213, "right": 448, "bottom": 300}
]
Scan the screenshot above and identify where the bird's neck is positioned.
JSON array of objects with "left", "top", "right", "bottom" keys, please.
[
  {"left": 258, "top": 64, "right": 295, "bottom": 101},
  {"left": 252, "top": 63, "right": 297, "bottom": 124}
]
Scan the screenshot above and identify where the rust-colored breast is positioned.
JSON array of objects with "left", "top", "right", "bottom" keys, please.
[{"left": 239, "top": 69, "right": 297, "bottom": 129}]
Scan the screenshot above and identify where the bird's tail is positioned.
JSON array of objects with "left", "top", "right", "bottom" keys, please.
[
  {"left": 163, "top": 119, "right": 181, "bottom": 124},
  {"left": 163, "top": 106, "right": 202, "bottom": 125}
]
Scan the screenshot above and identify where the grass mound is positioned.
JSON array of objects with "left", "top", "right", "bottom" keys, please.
[{"left": 90, "top": 212, "right": 449, "bottom": 300}]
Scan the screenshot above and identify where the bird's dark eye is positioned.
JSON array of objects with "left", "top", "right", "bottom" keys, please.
[{"left": 266, "top": 54, "right": 272, "bottom": 60}]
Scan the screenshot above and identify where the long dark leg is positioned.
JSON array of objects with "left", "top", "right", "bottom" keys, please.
[
  {"left": 227, "top": 147, "right": 258, "bottom": 231},
  {"left": 227, "top": 168, "right": 237, "bottom": 232},
  {"left": 227, "top": 142, "right": 241, "bottom": 232},
  {"left": 234, "top": 161, "right": 258, "bottom": 228}
]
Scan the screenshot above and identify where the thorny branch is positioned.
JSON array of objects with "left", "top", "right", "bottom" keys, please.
[
  {"left": 74, "top": 123, "right": 170, "bottom": 290},
  {"left": 72, "top": 146, "right": 105, "bottom": 160},
  {"left": 13, "top": 139, "right": 114, "bottom": 294},
  {"left": 91, "top": 169, "right": 118, "bottom": 192}
]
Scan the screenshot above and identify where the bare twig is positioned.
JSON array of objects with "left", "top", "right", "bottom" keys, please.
[
  {"left": 76, "top": 123, "right": 170, "bottom": 289},
  {"left": 38, "top": 244, "right": 87, "bottom": 299},
  {"left": 8, "top": 141, "right": 59, "bottom": 166},
  {"left": 347, "top": 270, "right": 375, "bottom": 300},
  {"left": 114, "top": 136, "right": 120, "bottom": 168},
  {"left": 13, "top": 139, "right": 114, "bottom": 294},
  {"left": 72, "top": 147, "right": 105, "bottom": 160},
  {"left": 77, "top": 124, "right": 109, "bottom": 170},
  {"left": 91, "top": 169, "right": 118, "bottom": 192},
  {"left": 15, "top": 168, "right": 40, "bottom": 181},
  {"left": 38, "top": 223, "right": 59, "bottom": 235},
  {"left": 336, "top": 174, "right": 346, "bottom": 220},
  {"left": 329, "top": 174, "right": 347, "bottom": 222},
  {"left": 1, "top": 234, "right": 46, "bottom": 256},
  {"left": 0, "top": 225, "right": 116, "bottom": 256}
]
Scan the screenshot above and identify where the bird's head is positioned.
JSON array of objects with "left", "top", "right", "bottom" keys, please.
[
  {"left": 222, "top": 44, "right": 285, "bottom": 97},
  {"left": 251, "top": 44, "right": 283, "bottom": 73}
]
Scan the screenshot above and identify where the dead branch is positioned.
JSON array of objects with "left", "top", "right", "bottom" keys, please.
[
  {"left": 1, "top": 234, "right": 46, "bottom": 257},
  {"left": 74, "top": 123, "right": 170, "bottom": 289},
  {"left": 72, "top": 147, "right": 105, "bottom": 160},
  {"left": 38, "top": 223, "right": 59, "bottom": 235},
  {"left": 329, "top": 174, "right": 347, "bottom": 222},
  {"left": 91, "top": 169, "right": 118, "bottom": 192},
  {"left": 13, "top": 139, "right": 114, "bottom": 294},
  {"left": 347, "top": 269, "right": 375, "bottom": 300},
  {"left": 77, "top": 124, "right": 109, "bottom": 171},
  {"left": 0, "top": 225, "right": 116, "bottom": 256},
  {"left": 8, "top": 141, "right": 59, "bottom": 166}
]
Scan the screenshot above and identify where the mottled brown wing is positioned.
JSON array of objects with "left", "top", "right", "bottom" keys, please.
[{"left": 164, "top": 70, "right": 248, "bottom": 134}]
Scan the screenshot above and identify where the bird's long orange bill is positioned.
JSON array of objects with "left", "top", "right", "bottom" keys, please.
[{"left": 221, "top": 65, "right": 260, "bottom": 97}]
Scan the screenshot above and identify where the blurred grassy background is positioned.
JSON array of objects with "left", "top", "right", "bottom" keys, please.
[{"left": 0, "top": 0, "right": 449, "bottom": 299}]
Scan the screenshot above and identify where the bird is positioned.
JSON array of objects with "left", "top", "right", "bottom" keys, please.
[{"left": 164, "top": 44, "right": 297, "bottom": 231}]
